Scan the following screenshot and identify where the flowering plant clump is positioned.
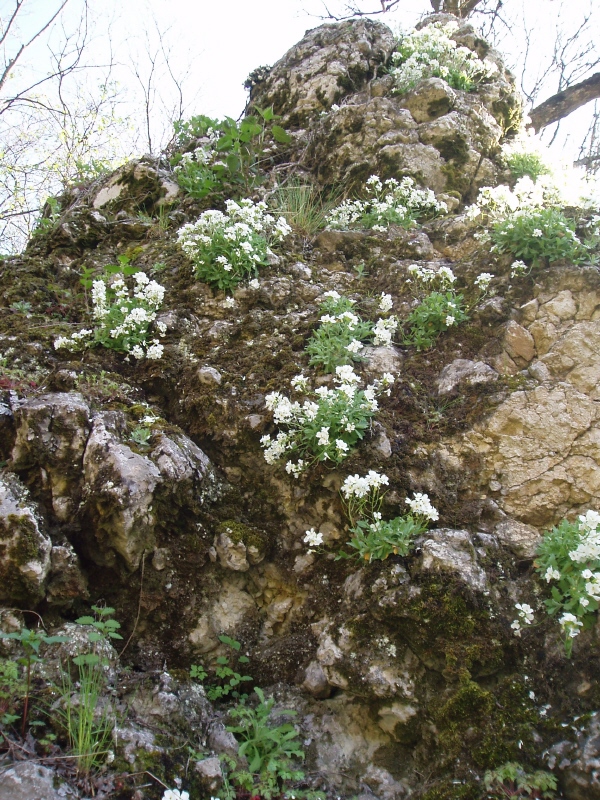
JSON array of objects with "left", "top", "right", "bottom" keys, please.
[
  {"left": 337, "top": 471, "right": 438, "bottom": 562},
  {"left": 326, "top": 175, "right": 447, "bottom": 232},
  {"left": 162, "top": 790, "right": 190, "bottom": 800},
  {"left": 54, "top": 270, "right": 166, "bottom": 360},
  {"left": 177, "top": 198, "right": 291, "bottom": 291},
  {"left": 535, "top": 510, "right": 600, "bottom": 656},
  {"left": 260, "top": 367, "right": 395, "bottom": 475},
  {"left": 306, "top": 291, "right": 398, "bottom": 373},
  {"left": 490, "top": 207, "right": 589, "bottom": 267},
  {"left": 390, "top": 21, "right": 498, "bottom": 94}
]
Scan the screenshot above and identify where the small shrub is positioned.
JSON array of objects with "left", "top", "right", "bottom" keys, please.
[
  {"left": 390, "top": 21, "right": 499, "bottom": 94},
  {"left": 490, "top": 207, "right": 588, "bottom": 266},
  {"left": 54, "top": 264, "right": 166, "bottom": 359},
  {"left": 326, "top": 175, "right": 447, "bottom": 231},
  {"left": 177, "top": 198, "right": 291, "bottom": 291},
  {"left": 261, "top": 367, "right": 395, "bottom": 475},
  {"left": 484, "top": 762, "right": 557, "bottom": 798}
]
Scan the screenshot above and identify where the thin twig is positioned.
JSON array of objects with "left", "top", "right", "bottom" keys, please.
[{"left": 118, "top": 551, "right": 146, "bottom": 658}]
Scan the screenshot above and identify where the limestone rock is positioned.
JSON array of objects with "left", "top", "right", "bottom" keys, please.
[
  {"left": 213, "top": 531, "right": 250, "bottom": 571},
  {"left": 494, "top": 519, "right": 541, "bottom": 559},
  {"left": 46, "top": 544, "right": 89, "bottom": 605},
  {"left": 419, "top": 529, "right": 487, "bottom": 592},
  {"left": 302, "top": 660, "right": 332, "bottom": 698},
  {"left": 437, "top": 358, "right": 498, "bottom": 395},
  {"left": 547, "top": 711, "right": 600, "bottom": 799},
  {"left": 194, "top": 757, "right": 223, "bottom": 793},
  {"left": 502, "top": 320, "right": 536, "bottom": 365},
  {"left": 0, "top": 474, "right": 51, "bottom": 604},
  {"left": 248, "top": 19, "right": 395, "bottom": 127},
  {"left": 398, "top": 77, "right": 456, "bottom": 123},
  {"left": 11, "top": 392, "right": 91, "bottom": 522}
]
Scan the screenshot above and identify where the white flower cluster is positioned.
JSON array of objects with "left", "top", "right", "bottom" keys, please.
[
  {"left": 327, "top": 175, "right": 446, "bottom": 232},
  {"left": 511, "top": 602, "right": 534, "bottom": 637},
  {"left": 341, "top": 471, "right": 390, "bottom": 499},
  {"left": 390, "top": 21, "right": 498, "bottom": 94},
  {"left": 474, "top": 272, "right": 493, "bottom": 290},
  {"left": 174, "top": 126, "right": 221, "bottom": 173},
  {"left": 467, "top": 170, "right": 596, "bottom": 225},
  {"left": 177, "top": 198, "right": 291, "bottom": 288},
  {"left": 568, "top": 511, "right": 600, "bottom": 563},
  {"left": 406, "top": 263, "right": 456, "bottom": 292},
  {"left": 162, "top": 790, "right": 189, "bottom": 800},
  {"left": 405, "top": 492, "right": 439, "bottom": 522},
  {"left": 261, "top": 367, "right": 395, "bottom": 474},
  {"left": 55, "top": 271, "right": 166, "bottom": 360}
]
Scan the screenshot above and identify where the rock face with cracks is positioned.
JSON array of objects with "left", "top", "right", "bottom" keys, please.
[{"left": 0, "top": 13, "right": 599, "bottom": 800}]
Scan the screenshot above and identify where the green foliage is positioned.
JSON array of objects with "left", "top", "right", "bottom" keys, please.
[
  {"left": 0, "top": 626, "right": 68, "bottom": 737},
  {"left": 225, "top": 687, "right": 306, "bottom": 799},
  {"left": 534, "top": 514, "right": 600, "bottom": 656},
  {"left": 505, "top": 152, "right": 552, "bottom": 183},
  {"left": 57, "top": 607, "right": 121, "bottom": 775},
  {"left": 129, "top": 425, "right": 153, "bottom": 448},
  {"left": 402, "top": 291, "right": 468, "bottom": 350},
  {"left": 490, "top": 208, "right": 589, "bottom": 266},
  {"left": 172, "top": 106, "right": 291, "bottom": 200},
  {"left": 31, "top": 197, "right": 61, "bottom": 238},
  {"left": 484, "top": 762, "right": 557, "bottom": 798},
  {"left": 190, "top": 635, "right": 252, "bottom": 702},
  {"left": 268, "top": 177, "right": 342, "bottom": 237},
  {"left": 306, "top": 294, "right": 373, "bottom": 373},
  {"left": 0, "top": 659, "right": 25, "bottom": 728},
  {"left": 341, "top": 515, "right": 424, "bottom": 562}
]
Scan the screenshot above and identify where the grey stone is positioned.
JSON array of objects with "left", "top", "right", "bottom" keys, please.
[
  {"left": 437, "top": 358, "right": 498, "bottom": 395},
  {"left": 0, "top": 762, "right": 64, "bottom": 800},
  {"left": 198, "top": 366, "right": 222, "bottom": 385},
  {"left": 547, "top": 712, "right": 600, "bottom": 799},
  {"left": 194, "top": 757, "right": 223, "bottom": 793},
  {"left": 302, "top": 660, "right": 332, "bottom": 698},
  {"left": 419, "top": 529, "right": 487, "bottom": 593},
  {"left": 494, "top": 519, "right": 541, "bottom": 559}
]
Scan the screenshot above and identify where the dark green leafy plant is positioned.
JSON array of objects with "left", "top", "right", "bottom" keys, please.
[
  {"left": 484, "top": 762, "right": 557, "bottom": 798},
  {"left": 190, "top": 635, "right": 252, "bottom": 701},
  {"left": 490, "top": 208, "right": 589, "bottom": 267},
  {"left": 225, "top": 687, "right": 305, "bottom": 799},
  {"left": 172, "top": 106, "right": 291, "bottom": 200},
  {"left": 340, "top": 515, "right": 425, "bottom": 562},
  {"left": 0, "top": 659, "right": 24, "bottom": 729},
  {"left": 306, "top": 294, "right": 373, "bottom": 373},
  {"left": 402, "top": 291, "right": 467, "bottom": 350},
  {"left": 505, "top": 152, "right": 552, "bottom": 182},
  {"left": 0, "top": 626, "right": 67, "bottom": 737}
]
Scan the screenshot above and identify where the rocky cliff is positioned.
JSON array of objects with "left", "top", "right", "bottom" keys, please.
[{"left": 0, "top": 14, "right": 599, "bottom": 800}]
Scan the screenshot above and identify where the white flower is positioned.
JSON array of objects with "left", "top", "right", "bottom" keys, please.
[
  {"left": 474, "top": 272, "right": 493, "bottom": 289},
  {"left": 558, "top": 612, "right": 583, "bottom": 637},
  {"left": 223, "top": 297, "right": 236, "bottom": 308},
  {"left": 532, "top": 228, "right": 543, "bottom": 237},
  {"left": 379, "top": 293, "right": 393, "bottom": 313},
  {"left": 346, "top": 339, "right": 363, "bottom": 354},
  {"left": 405, "top": 492, "right": 438, "bottom": 522},
  {"left": 510, "top": 260, "right": 528, "bottom": 277},
  {"left": 146, "top": 343, "right": 164, "bottom": 359},
  {"left": 445, "top": 315, "right": 456, "bottom": 326},
  {"left": 515, "top": 603, "right": 534, "bottom": 624},
  {"left": 335, "top": 439, "right": 349, "bottom": 452},
  {"left": 162, "top": 790, "right": 189, "bottom": 800},
  {"left": 544, "top": 566, "right": 560, "bottom": 582},
  {"left": 131, "top": 345, "right": 145, "bottom": 359},
  {"left": 304, "top": 528, "right": 324, "bottom": 547},
  {"left": 316, "top": 426, "right": 330, "bottom": 446},
  {"left": 249, "top": 278, "right": 260, "bottom": 289}
]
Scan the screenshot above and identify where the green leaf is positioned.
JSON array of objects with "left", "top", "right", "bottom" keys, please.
[{"left": 271, "top": 125, "right": 291, "bottom": 144}]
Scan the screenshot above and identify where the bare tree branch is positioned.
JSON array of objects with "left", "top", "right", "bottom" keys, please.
[{"left": 529, "top": 72, "right": 600, "bottom": 131}]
